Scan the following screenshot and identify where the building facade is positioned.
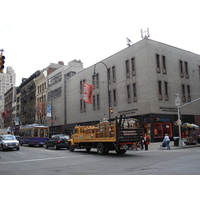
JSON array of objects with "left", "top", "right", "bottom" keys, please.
[
  {"left": 46, "top": 59, "right": 84, "bottom": 136},
  {"left": 19, "top": 71, "right": 41, "bottom": 125},
  {"left": 0, "top": 66, "right": 16, "bottom": 100},
  {"left": 50, "top": 38, "right": 200, "bottom": 141},
  {"left": 34, "top": 62, "right": 61, "bottom": 125},
  {"left": 2, "top": 38, "right": 200, "bottom": 141}
]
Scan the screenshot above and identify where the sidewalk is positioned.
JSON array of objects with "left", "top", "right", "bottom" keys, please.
[{"left": 149, "top": 141, "right": 200, "bottom": 151}]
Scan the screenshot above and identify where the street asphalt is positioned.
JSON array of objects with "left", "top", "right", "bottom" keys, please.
[{"left": 148, "top": 141, "right": 200, "bottom": 151}]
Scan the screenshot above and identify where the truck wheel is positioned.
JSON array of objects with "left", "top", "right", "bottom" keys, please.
[
  {"left": 97, "top": 143, "right": 105, "bottom": 155},
  {"left": 69, "top": 143, "right": 74, "bottom": 152},
  {"left": 116, "top": 149, "right": 126, "bottom": 154}
]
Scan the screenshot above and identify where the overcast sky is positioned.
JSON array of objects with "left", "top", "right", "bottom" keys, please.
[{"left": 1, "top": 0, "right": 200, "bottom": 86}]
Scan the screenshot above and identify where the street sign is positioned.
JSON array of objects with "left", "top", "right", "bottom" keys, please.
[
  {"left": 175, "top": 95, "right": 180, "bottom": 106},
  {"left": 177, "top": 119, "right": 181, "bottom": 125}
]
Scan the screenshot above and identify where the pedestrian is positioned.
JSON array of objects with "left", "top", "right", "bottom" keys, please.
[
  {"left": 163, "top": 133, "right": 170, "bottom": 150},
  {"left": 144, "top": 133, "right": 150, "bottom": 150}
]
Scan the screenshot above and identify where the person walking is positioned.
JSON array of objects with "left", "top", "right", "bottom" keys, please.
[
  {"left": 144, "top": 133, "right": 150, "bottom": 150},
  {"left": 163, "top": 133, "right": 170, "bottom": 150}
]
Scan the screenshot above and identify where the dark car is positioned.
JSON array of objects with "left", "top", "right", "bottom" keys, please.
[{"left": 44, "top": 134, "right": 70, "bottom": 150}]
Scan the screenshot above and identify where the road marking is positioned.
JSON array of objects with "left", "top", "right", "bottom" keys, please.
[
  {"left": 21, "top": 146, "right": 56, "bottom": 152},
  {"left": 0, "top": 155, "right": 83, "bottom": 164},
  {"left": 16, "top": 151, "right": 25, "bottom": 154}
]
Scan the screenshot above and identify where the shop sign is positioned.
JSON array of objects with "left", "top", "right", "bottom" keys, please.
[
  {"left": 159, "top": 106, "right": 177, "bottom": 112},
  {"left": 118, "top": 108, "right": 138, "bottom": 114}
]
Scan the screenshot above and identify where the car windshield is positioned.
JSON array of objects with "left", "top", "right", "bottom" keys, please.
[
  {"left": 2, "top": 135, "right": 16, "bottom": 140},
  {"left": 60, "top": 136, "right": 69, "bottom": 140}
]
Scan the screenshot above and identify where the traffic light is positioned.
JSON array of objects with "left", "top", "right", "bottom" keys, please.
[
  {"left": 0, "top": 55, "right": 5, "bottom": 73},
  {"left": 110, "top": 107, "right": 113, "bottom": 114}
]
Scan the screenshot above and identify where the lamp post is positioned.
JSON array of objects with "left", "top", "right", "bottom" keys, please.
[
  {"left": 47, "top": 88, "right": 53, "bottom": 137},
  {"left": 175, "top": 94, "right": 182, "bottom": 146},
  {"left": 93, "top": 61, "right": 111, "bottom": 122}
]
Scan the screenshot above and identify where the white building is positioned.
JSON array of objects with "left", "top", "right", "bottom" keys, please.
[
  {"left": 48, "top": 38, "right": 200, "bottom": 141},
  {"left": 0, "top": 66, "right": 16, "bottom": 99},
  {"left": 45, "top": 60, "right": 84, "bottom": 135}
]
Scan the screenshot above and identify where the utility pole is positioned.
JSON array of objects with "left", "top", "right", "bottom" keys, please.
[{"left": 175, "top": 94, "right": 200, "bottom": 146}]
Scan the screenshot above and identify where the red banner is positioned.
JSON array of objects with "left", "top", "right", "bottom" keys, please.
[
  {"left": 83, "top": 83, "right": 94, "bottom": 104},
  {"left": 38, "top": 101, "right": 46, "bottom": 115}
]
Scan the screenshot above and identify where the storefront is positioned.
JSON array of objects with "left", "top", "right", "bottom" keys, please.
[
  {"left": 141, "top": 114, "right": 197, "bottom": 142},
  {"left": 140, "top": 114, "right": 175, "bottom": 142}
]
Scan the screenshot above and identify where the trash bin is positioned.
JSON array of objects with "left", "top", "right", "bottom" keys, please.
[{"left": 173, "top": 137, "right": 179, "bottom": 146}]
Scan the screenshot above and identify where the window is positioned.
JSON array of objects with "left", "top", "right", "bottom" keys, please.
[
  {"left": 92, "top": 75, "right": 95, "bottom": 88},
  {"left": 180, "top": 60, "right": 184, "bottom": 77},
  {"left": 125, "top": 60, "right": 130, "bottom": 78},
  {"left": 96, "top": 73, "right": 99, "bottom": 88},
  {"left": 131, "top": 57, "right": 136, "bottom": 76},
  {"left": 80, "top": 99, "right": 83, "bottom": 113},
  {"left": 164, "top": 82, "right": 168, "bottom": 100},
  {"left": 80, "top": 80, "right": 83, "bottom": 94},
  {"left": 109, "top": 90, "right": 111, "bottom": 106},
  {"left": 187, "top": 85, "right": 191, "bottom": 102},
  {"left": 127, "top": 85, "right": 131, "bottom": 103},
  {"left": 83, "top": 101, "right": 86, "bottom": 112},
  {"left": 112, "top": 66, "right": 116, "bottom": 83},
  {"left": 199, "top": 66, "right": 200, "bottom": 80},
  {"left": 34, "top": 129, "right": 38, "bottom": 137},
  {"left": 156, "top": 54, "right": 160, "bottom": 73},
  {"left": 52, "top": 136, "right": 59, "bottom": 141},
  {"left": 154, "top": 123, "right": 172, "bottom": 138},
  {"left": 93, "top": 95, "right": 96, "bottom": 110},
  {"left": 113, "top": 89, "right": 117, "bottom": 106},
  {"left": 48, "top": 72, "right": 62, "bottom": 87},
  {"left": 162, "top": 56, "right": 167, "bottom": 74},
  {"left": 182, "top": 84, "right": 186, "bottom": 102},
  {"left": 133, "top": 83, "right": 137, "bottom": 102},
  {"left": 108, "top": 68, "right": 111, "bottom": 84},
  {"left": 40, "top": 129, "right": 44, "bottom": 137},
  {"left": 185, "top": 62, "right": 189, "bottom": 78},
  {"left": 158, "top": 81, "right": 162, "bottom": 100},
  {"left": 97, "top": 94, "right": 100, "bottom": 110},
  {"left": 48, "top": 87, "right": 62, "bottom": 100}
]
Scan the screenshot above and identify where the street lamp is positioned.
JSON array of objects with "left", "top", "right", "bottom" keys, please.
[
  {"left": 47, "top": 87, "right": 53, "bottom": 137},
  {"left": 93, "top": 61, "right": 111, "bottom": 122},
  {"left": 175, "top": 94, "right": 182, "bottom": 147}
]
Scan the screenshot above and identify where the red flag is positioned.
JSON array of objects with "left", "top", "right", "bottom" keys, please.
[
  {"left": 38, "top": 102, "right": 46, "bottom": 115},
  {"left": 83, "top": 83, "right": 94, "bottom": 104}
]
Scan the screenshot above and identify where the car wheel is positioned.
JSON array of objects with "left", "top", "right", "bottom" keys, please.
[
  {"left": 54, "top": 145, "right": 58, "bottom": 150},
  {"left": 1, "top": 145, "right": 4, "bottom": 151},
  {"left": 44, "top": 144, "right": 48, "bottom": 149},
  {"left": 16, "top": 147, "right": 20, "bottom": 151}
]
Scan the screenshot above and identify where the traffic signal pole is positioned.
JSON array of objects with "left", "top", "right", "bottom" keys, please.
[{"left": 0, "top": 49, "right": 5, "bottom": 73}]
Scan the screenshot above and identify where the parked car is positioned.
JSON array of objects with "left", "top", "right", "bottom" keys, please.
[
  {"left": 0, "top": 134, "right": 20, "bottom": 151},
  {"left": 44, "top": 134, "right": 70, "bottom": 150}
]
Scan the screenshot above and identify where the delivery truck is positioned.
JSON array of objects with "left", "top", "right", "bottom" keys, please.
[{"left": 68, "top": 115, "right": 144, "bottom": 155}]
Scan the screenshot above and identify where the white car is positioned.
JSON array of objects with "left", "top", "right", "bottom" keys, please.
[{"left": 0, "top": 134, "right": 20, "bottom": 151}]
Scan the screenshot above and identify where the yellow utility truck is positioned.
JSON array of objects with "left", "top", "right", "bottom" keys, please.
[{"left": 68, "top": 115, "right": 144, "bottom": 155}]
